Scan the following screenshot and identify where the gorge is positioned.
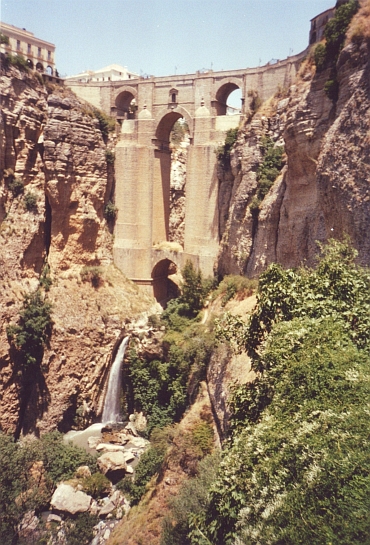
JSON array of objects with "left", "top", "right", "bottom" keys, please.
[{"left": 1, "top": 1, "right": 370, "bottom": 543}]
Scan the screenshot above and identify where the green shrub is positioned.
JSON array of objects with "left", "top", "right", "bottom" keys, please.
[
  {"left": 104, "top": 201, "right": 117, "bottom": 221},
  {"left": 7, "top": 290, "right": 52, "bottom": 367},
  {"left": 24, "top": 191, "right": 38, "bottom": 211},
  {"left": 324, "top": 77, "right": 339, "bottom": 101},
  {"left": 105, "top": 149, "right": 115, "bottom": 164},
  {"left": 39, "top": 263, "right": 52, "bottom": 291},
  {"left": 5, "top": 53, "right": 29, "bottom": 72},
  {"left": 325, "top": 0, "right": 359, "bottom": 61},
  {"left": 80, "top": 266, "right": 103, "bottom": 288},
  {"left": 217, "top": 128, "right": 238, "bottom": 166},
  {"left": 314, "top": 43, "right": 327, "bottom": 72},
  {"left": 124, "top": 324, "right": 214, "bottom": 434},
  {"left": 171, "top": 119, "right": 189, "bottom": 147},
  {"left": 118, "top": 428, "right": 170, "bottom": 504},
  {"left": 160, "top": 452, "right": 221, "bottom": 545},
  {"left": 206, "top": 319, "right": 370, "bottom": 545},
  {"left": 40, "top": 431, "right": 97, "bottom": 485},
  {"left": 249, "top": 136, "right": 284, "bottom": 213},
  {"left": 248, "top": 89, "right": 262, "bottom": 113},
  {"left": 213, "top": 275, "right": 257, "bottom": 306},
  {"left": 63, "top": 512, "right": 99, "bottom": 545},
  {"left": 82, "top": 472, "right": 111, "bottom": 498},
  {"left": 0, "top": 32, "right": 9, "bottom": 45},
  {"left": 179, "top": 260, "right": 210, "bottom": 318},
  {"left": 93, "top": 108, "right": 115, "bottom": 139},
  {"left": 8, "top": 177, "right": 24, "bottom": 197}
]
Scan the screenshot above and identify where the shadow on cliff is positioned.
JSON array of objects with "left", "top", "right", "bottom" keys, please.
[{"left": 10, "top": 345, "right": 51, "bottom": 439}]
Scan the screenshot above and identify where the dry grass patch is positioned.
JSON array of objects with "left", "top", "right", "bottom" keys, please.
[{"left": 347, "top": 0, "right": 370, "bottom": 42}]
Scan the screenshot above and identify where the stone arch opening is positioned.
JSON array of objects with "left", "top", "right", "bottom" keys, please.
[
  {"left": 27, "top": 59, "right": 34, "bottom": 69},
  {"left": 46, "top": 65, "right": 53, "bottom": 76},
  {"left": 226, "top": 88, "right": 242, "bottom": 114},
  {"left": 215, "top": 81, "right": 242, "bottom": 115},
  {"left": 115, "top": 90, "right": 137, "bottom": 119},
  {"left": 36, "top": 62, "right": 44, "bottom": 73},
  {"left": 153, "top": 112, "right": 190, "bottom": 246},
  {"left": 152, "top": 258, "right": 179, "bottom": 306}
]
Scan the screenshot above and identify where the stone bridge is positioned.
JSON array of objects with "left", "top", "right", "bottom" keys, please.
[{"left": 67, "top": 51, "right": 306, "bottom": 302}]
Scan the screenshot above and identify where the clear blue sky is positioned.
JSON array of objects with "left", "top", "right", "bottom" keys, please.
[{"left": 1, "top": 0, "right": 334, "bottom": 78}]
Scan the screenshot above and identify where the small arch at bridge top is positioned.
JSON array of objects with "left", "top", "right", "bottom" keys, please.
[
  {"left": 115, "top": 87, "right": 138, "bottom": 119},
  {"left": 151, "top": 258, "right": 180, "bottom": 307},
  {"left": 214, "top": 77, "right": 243, "bottom": 116}
]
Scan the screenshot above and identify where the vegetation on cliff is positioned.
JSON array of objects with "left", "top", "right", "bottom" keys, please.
[
  {"left": 0, "top": 431, "right": 97, "bottom": 544},
  {"left": 186, "top": 240, "right": 370, "bottom": 544},
  {"left": 314, "top": 0, "right": 360, "bottom": 100}
]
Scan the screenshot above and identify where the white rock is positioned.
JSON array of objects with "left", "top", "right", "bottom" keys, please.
[
  {"left": 50, "top": 483, "right": 92, "bottom": 514},
  {"left": 99, "top": 499, "right": 116, "bottom": 516},
  {"left": 96, "top": 443, "right": 126, "bottom": 452}
]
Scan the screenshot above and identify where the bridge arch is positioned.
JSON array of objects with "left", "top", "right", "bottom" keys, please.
[
  {"left": 214, "top": 77, "right": 243, "bottom": 115},
  {"left": 151, "top": 258, "right": 179, "bottom": 306},
  {"left": 115, "top": 86, "right": 138, "bottom": 119},
  {"left": 152, "top": 109, "right": 192, "bottom": 245}
]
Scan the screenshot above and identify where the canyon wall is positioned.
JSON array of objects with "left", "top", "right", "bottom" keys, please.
[
  {"left": 217, "top": 40, "right": 370, "bottom": 277},
  {"left": 0, "top": 64, "right": 154, "bottom": 436}
]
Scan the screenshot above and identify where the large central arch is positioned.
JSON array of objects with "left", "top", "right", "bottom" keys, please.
[{"left": 152, "top": 108, "right": 192, "bottom": 245}]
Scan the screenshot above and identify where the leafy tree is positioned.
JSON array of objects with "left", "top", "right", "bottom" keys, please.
[
  {"left": 7, "top": 290, "right": 52, "bottom": 367},
  {"left": 179, "top": 261, "right": 208, "bottom": 318}
]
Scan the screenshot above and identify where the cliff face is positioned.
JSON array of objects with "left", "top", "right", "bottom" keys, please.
[
  {"left": 217, "top": 40, "right": 370, "bottom": 276},
  {"left": 0, "top": 66, "right": 154, "bottom": 436}
]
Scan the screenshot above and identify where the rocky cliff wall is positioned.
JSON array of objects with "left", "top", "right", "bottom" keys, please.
[
  {"left": 0, "top": 65, "right": 154, "bottom": 436},
  {"left": 217, "top": 40, "right": 370, "bottom": 276}
]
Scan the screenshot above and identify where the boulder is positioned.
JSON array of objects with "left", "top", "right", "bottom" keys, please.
[
  {"left": 18, "top": 510, "right": 39, "bottom": 538},
  {"left": 96, "top": 443, "right": 126, "bottom": 452},
  {"left": 99, "top": 499, "right": 116, "bottom": 516},
  {"left": 88, "top": 436, "right": 101, "bottom": 449},
  {"left": 50, "top": 483, "right": 92, "bottom": 514},
  {"left": 75, "top": 465, "right": 91, "bottom": 478},
  {"left": 127, "top": 436, "right": 149, "bottom": 449},
  {"left": 97, "top": 451, "right": 127, "bottom": 483}
]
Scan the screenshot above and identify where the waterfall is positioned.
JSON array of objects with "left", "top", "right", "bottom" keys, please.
[{"left": 102, "top": 336, "right": 130, "bottom": 423}]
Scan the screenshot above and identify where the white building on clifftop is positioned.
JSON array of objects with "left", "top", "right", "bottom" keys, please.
[{"left": 64, "top": 64, "right": 139, "bottom": 83}]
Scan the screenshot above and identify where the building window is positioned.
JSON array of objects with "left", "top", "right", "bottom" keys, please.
[
  {"left": 38, "top": 47, "right": 41, "bottom": 57},
  {"left": 48, "top": 50, "right": 51, "bottom": 61},
  {"left": 17, "top": 40, "right": 21, "bottom": 51},
  {"left": 172, "top": 93, "right": 176, "bottom": 103},
  {"left": 27, "top": 43, "right": 31, "bottom": 54}
]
